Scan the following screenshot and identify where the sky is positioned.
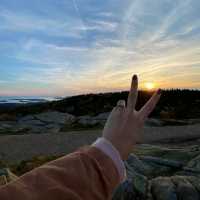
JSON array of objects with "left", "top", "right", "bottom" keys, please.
[{"left": 0, "top": 0, "right": 199, "bottom": 96}]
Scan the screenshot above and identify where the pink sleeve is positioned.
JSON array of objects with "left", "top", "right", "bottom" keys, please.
[{"left": 92, "top": 137, "right": 126, "bottom": 182}]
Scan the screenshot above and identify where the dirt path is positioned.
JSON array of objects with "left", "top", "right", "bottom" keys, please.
[{"left": 0, "top": 124, "right": 199, "bottom": 163}]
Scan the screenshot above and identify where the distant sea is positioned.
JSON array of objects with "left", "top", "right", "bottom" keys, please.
[{"left": 0, "top": 96, "right": 63, "bottom": 104}]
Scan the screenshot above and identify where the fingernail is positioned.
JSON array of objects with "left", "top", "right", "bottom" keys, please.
[
  {"left": 157, "top": 89, "right": 162, "bottom": 95},
  {"left": 133, "top": 74, "right": 137, "bottom": 80}
]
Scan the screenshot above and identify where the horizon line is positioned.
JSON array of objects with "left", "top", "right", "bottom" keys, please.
[{"left": 0, "top": 88, "right": 200, "bottom": 98}]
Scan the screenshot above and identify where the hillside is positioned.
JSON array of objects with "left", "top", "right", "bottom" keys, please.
[{"left": 0, "top": 89, "right": 200, "bottom": 119}]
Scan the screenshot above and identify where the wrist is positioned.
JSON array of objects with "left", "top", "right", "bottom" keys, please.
[{"left": 104, "top": 137, "right": 131, "bottom": 161}]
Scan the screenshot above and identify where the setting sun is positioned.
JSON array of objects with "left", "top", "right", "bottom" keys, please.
[{"left": 144, "top": 82, "right": 156, "bottom": 90}]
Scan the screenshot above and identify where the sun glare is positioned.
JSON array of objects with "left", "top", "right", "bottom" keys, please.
[{"left": 144, "top": 82, "right": 155, "bottom": 90}]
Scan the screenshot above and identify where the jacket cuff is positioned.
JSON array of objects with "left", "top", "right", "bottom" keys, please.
[{"left": 92, "top": 137, "right": 126, "bottom": 183}]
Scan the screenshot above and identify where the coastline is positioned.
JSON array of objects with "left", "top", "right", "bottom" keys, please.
[{"left": 0, "top": 96, "right": 62, "bottom": 104}]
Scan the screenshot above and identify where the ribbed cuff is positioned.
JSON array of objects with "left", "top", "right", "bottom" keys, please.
[{"left": 92, "top": 137, "right": 126, "bottom": 183}]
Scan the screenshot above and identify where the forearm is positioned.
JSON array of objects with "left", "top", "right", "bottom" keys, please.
[{"left": 0, "top": 146, "right": 121, "bottom": 200}]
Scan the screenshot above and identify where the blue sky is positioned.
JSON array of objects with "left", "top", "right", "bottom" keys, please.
[{"left": 0, "top": 0, "right": 199, "bottom": 96}]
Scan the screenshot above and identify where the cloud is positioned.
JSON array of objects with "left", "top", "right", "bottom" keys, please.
[
  {"left": 0, "top": 0, "right": 200, "bottom": 96},
  {"left": 0, "top": 8, "right": 119, "bottom": 40},
  {"left": 81, "top": 19, "right": 118, "bottom": 32},
  {"left": 15, "top": 33, "right": 200, "bottom": 95},
  {"left": 98, "top": 12, "right": 114, "bottom": 18},
  {"left": 0, "top": 9, "right": 84, "bottom": 38}
]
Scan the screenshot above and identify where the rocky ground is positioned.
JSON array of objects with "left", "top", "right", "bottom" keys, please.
[
  {"left": 0, "top": 111, "right": 200, "bottom": 135},
  {"left": 0, "top": 111, "right": 200, "bottom": 199},
  {"left": 0, "top": 124, "right": 199, "bottom": 163},
  {"left": 1, "top": 142, "right": 200, "bottom": 200},
  {"left": 113, "top": 144, "right": 200, "bottom": 200}
]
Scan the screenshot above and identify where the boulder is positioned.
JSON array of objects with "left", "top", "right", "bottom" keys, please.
[
  {"left": 187, "top": 176, "right": 200, "bottom": 193},
  {"left": 125, "top": 154, "right": 150, "bottom": 176},
  {"left": 134, "top": 144, "right": 200, "bottom": 163},
  {"left": 77, "top": 115, "right": 99, "bottom": 126},
  {"left": 0, "top": 122, "right": 15, "bottom": 129},
  {"left": 0, "top": 120, "right": 16, "bottom": 126},
  {"left": 18, "top": 115, "right": 35, "bottom": 122},
  {"left": 19, "top": 120, "right": 46, "bottom": 127},
  {"left": 93, "top": 112, "right": 110, "bottom": 120},
  {"left": 140, "top": 156, "right": 183, "bottom": 169},
  {"left": 17, "top": 119, "right": 47, "bottom": 134},
  {"left": 112, "top": 145, "right": 200, "bottom": 200},
  {"left": 34, "top": 111, "right": 75, "bottom": 125},
  {"left": 0, "top": 121, "right": 28, "bottom": 134},
  {"left": 171, "top": 176, "right": 199, "bottom": 200},
  {"left": 45, "top": 124, "right": 61, "bottom": 133},
  {"left": 150, "top": 177, "right": 177, "bottom": 200},
  {"left": 186, "top": 154, "right": 200, "bottom": 171},
  {"left": 76, "top": 112, "right": 110, "bottom": 127},
  {"left": 113, "top": 176, "right": 148, "bottom": 200}
]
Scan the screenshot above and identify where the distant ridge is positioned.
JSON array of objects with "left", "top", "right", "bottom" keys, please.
[{"left": 0, "top": 89, "right": 199, "bottom": 119}]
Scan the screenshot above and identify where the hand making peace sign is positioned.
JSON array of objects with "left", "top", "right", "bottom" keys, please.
[{"left": 102, "top": 75, "right": 161, "bottom": 160}]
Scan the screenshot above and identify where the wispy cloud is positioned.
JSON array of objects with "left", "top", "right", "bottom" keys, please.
[
  {"left": 0, "top": 9, "right": 84, "bottom": 38},
  {"left": 0, "top": 0, "right": 199, "bottom": 96},
  {"left": 0, "top": 8, "right": 119, "bottom": 39}
]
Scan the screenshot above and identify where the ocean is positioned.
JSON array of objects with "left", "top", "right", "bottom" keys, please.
[{"left": 0, "top": 96, "right": 63, "bottom": 104}]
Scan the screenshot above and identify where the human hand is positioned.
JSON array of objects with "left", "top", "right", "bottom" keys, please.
[{"left": 102, "top": 75, "right": 161, "bottom": 160}]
